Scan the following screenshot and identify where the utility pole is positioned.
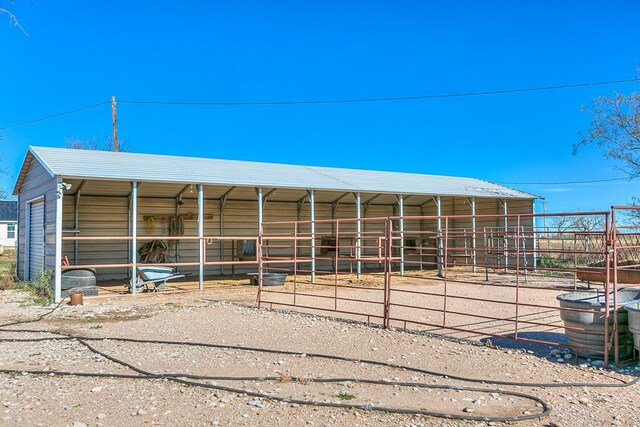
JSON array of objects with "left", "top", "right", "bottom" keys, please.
[{"left": 111, "top": 96, "right": 118, "bottom": 152}]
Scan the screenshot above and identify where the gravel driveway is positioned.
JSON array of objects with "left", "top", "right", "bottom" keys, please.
[{"left": 0, "top": 288, "right": 639, "bottom": 427}]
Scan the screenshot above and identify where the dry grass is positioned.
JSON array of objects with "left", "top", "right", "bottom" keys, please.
[{"left": 0, "top": 248, "right": 16, "bottom": 289}]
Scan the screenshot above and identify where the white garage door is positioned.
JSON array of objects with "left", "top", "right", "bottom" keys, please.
[{"left": 29, "top": 201, "right": 45, "bottom": 280}]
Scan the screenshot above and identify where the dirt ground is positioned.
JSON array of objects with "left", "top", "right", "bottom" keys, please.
[{"left": 0, "top": 285, "right": 639, "bottom": 427}]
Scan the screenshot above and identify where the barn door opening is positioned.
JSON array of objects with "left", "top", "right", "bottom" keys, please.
[{"left": 28, "top": 200, "right": 45, "bottom": 280}]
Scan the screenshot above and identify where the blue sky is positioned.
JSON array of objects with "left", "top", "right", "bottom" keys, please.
[{"left": 1, "top": 1, "right": 639, "bottom": 213}]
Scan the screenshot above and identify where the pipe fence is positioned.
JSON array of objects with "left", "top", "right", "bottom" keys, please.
[{"left": 258, "top": 209, "right": 640, "bottom": 366}]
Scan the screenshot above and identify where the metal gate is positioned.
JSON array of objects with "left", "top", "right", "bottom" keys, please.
[
  {"left": 259, "top": 209, "right": 637, "bottom": 366},
  {"left": 28, "top": 200, "right": 45, "bottom": 280}
]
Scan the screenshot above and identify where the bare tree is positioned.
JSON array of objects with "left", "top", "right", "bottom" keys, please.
[
  {"left": 1, "top": 0, "right": 28, "bottom": 36},
  {"left": 0, "top": 152, "right": 8, "bottom": 199},
  {"left": 64, "top": 135, "right": 132, "bottom": 152},
  {"left": 574, "top": 92, "right": 640, "bottom": 177},
  {"left": 0, "top": 172, "right": 7, "bottom": 200},
  {"left": 575, "top": 91, "right": 640, "bottom": 221},
  {"left": 550, "top": 216, "right": 605, "bottom": 235}
]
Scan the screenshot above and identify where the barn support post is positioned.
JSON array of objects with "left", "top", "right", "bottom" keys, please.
[
  {"left": 397, "top": 195, "right": 405, "bottom": 276},
  {"left": 54, "top": 178, "right": 64, "bottom": 303},
  {"left": 219, "top": 199, "right": 225, "bottom": 275},
  {"left": 73, "top": 193, "right": 79, "bottom": 265},
  {"left": 130, "top": 181, "right": 138, "bottom": 294},
  {"left": 256, "top": 187, "right": 263, "bottom": 234},
  {"left": 436, "top": 195, "right": 443, "bottom": 277},
  {"left": 532, "top": 200, "right": 538, "bottom": 269},
  {"left": 419, "top": 205, "right": 425, "bottom": 271},
  {"left": 469, "top": 197, "right": 477, "bottom": 272},
  {"left": 354, "top": 192, "right": 361, "bottom": 278},
  {"left": 503, "top": 199, "right": 508, "bottom": 270},
  {"left": 127, "top": 194, "right": 131, "bottom": 278},
  {"left": 256, "top": 187, "right": 263, "bottom": 282},
  {"left": 73, "top": 180, "right": 86, "bottom": 264},
  {"left": 198, "top": 184, "right": 204, "bottom": 290},
  {"left": 309, "top": 190, "right": 316, "bottom": 284}
]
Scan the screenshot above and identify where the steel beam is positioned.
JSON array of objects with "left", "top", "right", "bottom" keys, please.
[
  {"left": 436, "top": 195, "right": 443, "bottom": 277},
  {"left": 354, "top": 192, "right": 361, "bottom": 278},
  {"left": 131, "top": 181, "right": 138, "bottom": 293},
  {"left": 532, "top": 199, "right": 538, "bottom": 269},
  {"left": 397, "top": 195, "right": 404, "bottom": 276},
  {"left": 256, "top": 187, "right": 263, "bottom": 236},
  {"left": 73, "top": 180, "right": 87, "bottom": 264},
  {"left": 198, "top": 184, "right": 204, "bottom": 290},
  {"left": 309, "top": 189, "right": 315, "bottom": 283},
  {"left": 468, "top": 197, "right": 477, "bottom": 272},
  {"left": 503, "top": 199, "right": 508, "bottom": 270},
  {"left": 54, "top": 178, "right": 64, "bottom": 303}
]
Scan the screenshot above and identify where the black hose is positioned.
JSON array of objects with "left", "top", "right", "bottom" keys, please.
[
  {"left": 8, "top": 337, "right": 553, "bottom": 423},
  {"left": 0, "top": 304, "right": 636, "bottom": 421},
  {"left": 0, "top": 328, "right": 552, "bottom": 421},
  {"left": 0, "top": 298, "right": 67, "bottom": 328},
  {"left": 2, "top": 331, "right": 635, "bottom": 389}
]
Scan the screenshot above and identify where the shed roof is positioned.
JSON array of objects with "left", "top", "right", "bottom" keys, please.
[
  {"left": 14, "top": 146, "right": 536, "bottom": 199},
  {"left": 0, "top": 201, "right": 17, "bottom": 222}
]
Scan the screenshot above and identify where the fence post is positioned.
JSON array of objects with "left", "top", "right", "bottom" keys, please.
[
  {"left": 383, "top": 218, "right": 392, "bottom": 328},
  {"left": 442, "top": 217, "right": 449, "bottom": 328},
  {"left": 604, "top": 211, "right": 612, "bottom": 367},
  {"left": 610, "top": 209, "right": 619, "bottom": 366},
  {"left": 257, "top": 223, "right": 263, "bottom": 308}
]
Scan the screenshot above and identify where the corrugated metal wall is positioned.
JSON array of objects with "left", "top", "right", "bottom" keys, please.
[
  {"left": 57, "top": 178, "right": 534, "bottom": 281},
  {"left": 17, "top": 159, "right": 58, "bottom": 280}
]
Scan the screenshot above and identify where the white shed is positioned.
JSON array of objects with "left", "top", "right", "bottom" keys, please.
[{"left": 0, "top": 201, "right": 18, "bottom": 248}]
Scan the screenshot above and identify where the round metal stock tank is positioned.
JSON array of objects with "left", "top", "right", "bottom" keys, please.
[
  {"left": 247, "top": 273, "right": 288, "bottom": 286},
  {"left": 625, "top": 301, "right": 640, "bottom": 352},
  {"left": 556, "top": 289, "right": 640, "bottom": 359}
]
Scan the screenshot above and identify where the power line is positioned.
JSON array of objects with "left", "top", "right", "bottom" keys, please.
[
  {"left": 119, "top": 78, "right": 638, "bottom": 106},
  {"left": 497, "top": 177, "right": 631, "bottom": 185},
  {"left": 0, "top": 101, "right": 110, "bottom": 131},
  {"left": 0, "top": 77, "right": 637, "bottom": 131}
]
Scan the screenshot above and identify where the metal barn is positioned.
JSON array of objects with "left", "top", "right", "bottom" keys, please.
[{"left": 13, "top": 146, "right": 536, "bottom": 302}]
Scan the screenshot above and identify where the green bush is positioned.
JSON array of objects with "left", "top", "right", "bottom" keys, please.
[
  {"left": 537, "top": 257, "right": 578, "bottom": 277},
  {"left": 10, "top": 270, "right": 54, "bottom": 305}
]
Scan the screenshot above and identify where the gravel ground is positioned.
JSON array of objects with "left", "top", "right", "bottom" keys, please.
[{"left": 0, "top": 288, "right": 639, "bottom": 427}]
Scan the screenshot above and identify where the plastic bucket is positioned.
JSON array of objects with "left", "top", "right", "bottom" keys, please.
[{"left": 69, "top": 291, "right": 84, "bottom": 306}]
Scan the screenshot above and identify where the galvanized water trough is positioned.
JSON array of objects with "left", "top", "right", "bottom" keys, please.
[
  {"left": 624, "top": 301, "right": 640, "bottom": 353},
  {"left": 576, "top": 266, "right": 640, "bottom": 284},
  {"left": 557, "top": 288, "right": 640, "bottom": 359},
  {"left": 247, "top": 273, "right": 288, "bottom": 286}
]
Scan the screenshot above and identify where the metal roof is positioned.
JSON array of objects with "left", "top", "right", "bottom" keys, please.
[
  {"left": 13, "top": 146, "right": 536, "bottom": 199},
  {"left": 0, "top": 201, "right": 17, "bottom": 221}
]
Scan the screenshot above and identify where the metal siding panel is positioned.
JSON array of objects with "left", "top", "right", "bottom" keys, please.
[
  {"left": 29, "top": 201, "right": 45, "bottom": 280},
  {"left": 59, "top": 195, "right": 226, "bottom": 280},
  {"left": 18, "top": 159, "right": 58, "bottom": 281},
  {"left": 73, "top": 196, "right": 129, "bottom": 280}
]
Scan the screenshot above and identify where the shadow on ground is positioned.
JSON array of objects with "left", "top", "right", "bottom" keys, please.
[{"left": 480, "top": 332, "right": 569, "bottom": 358}]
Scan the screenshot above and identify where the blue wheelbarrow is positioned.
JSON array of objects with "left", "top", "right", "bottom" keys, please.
[{"left": 126, "top": 266, "right": 188, "bottom": 293}]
